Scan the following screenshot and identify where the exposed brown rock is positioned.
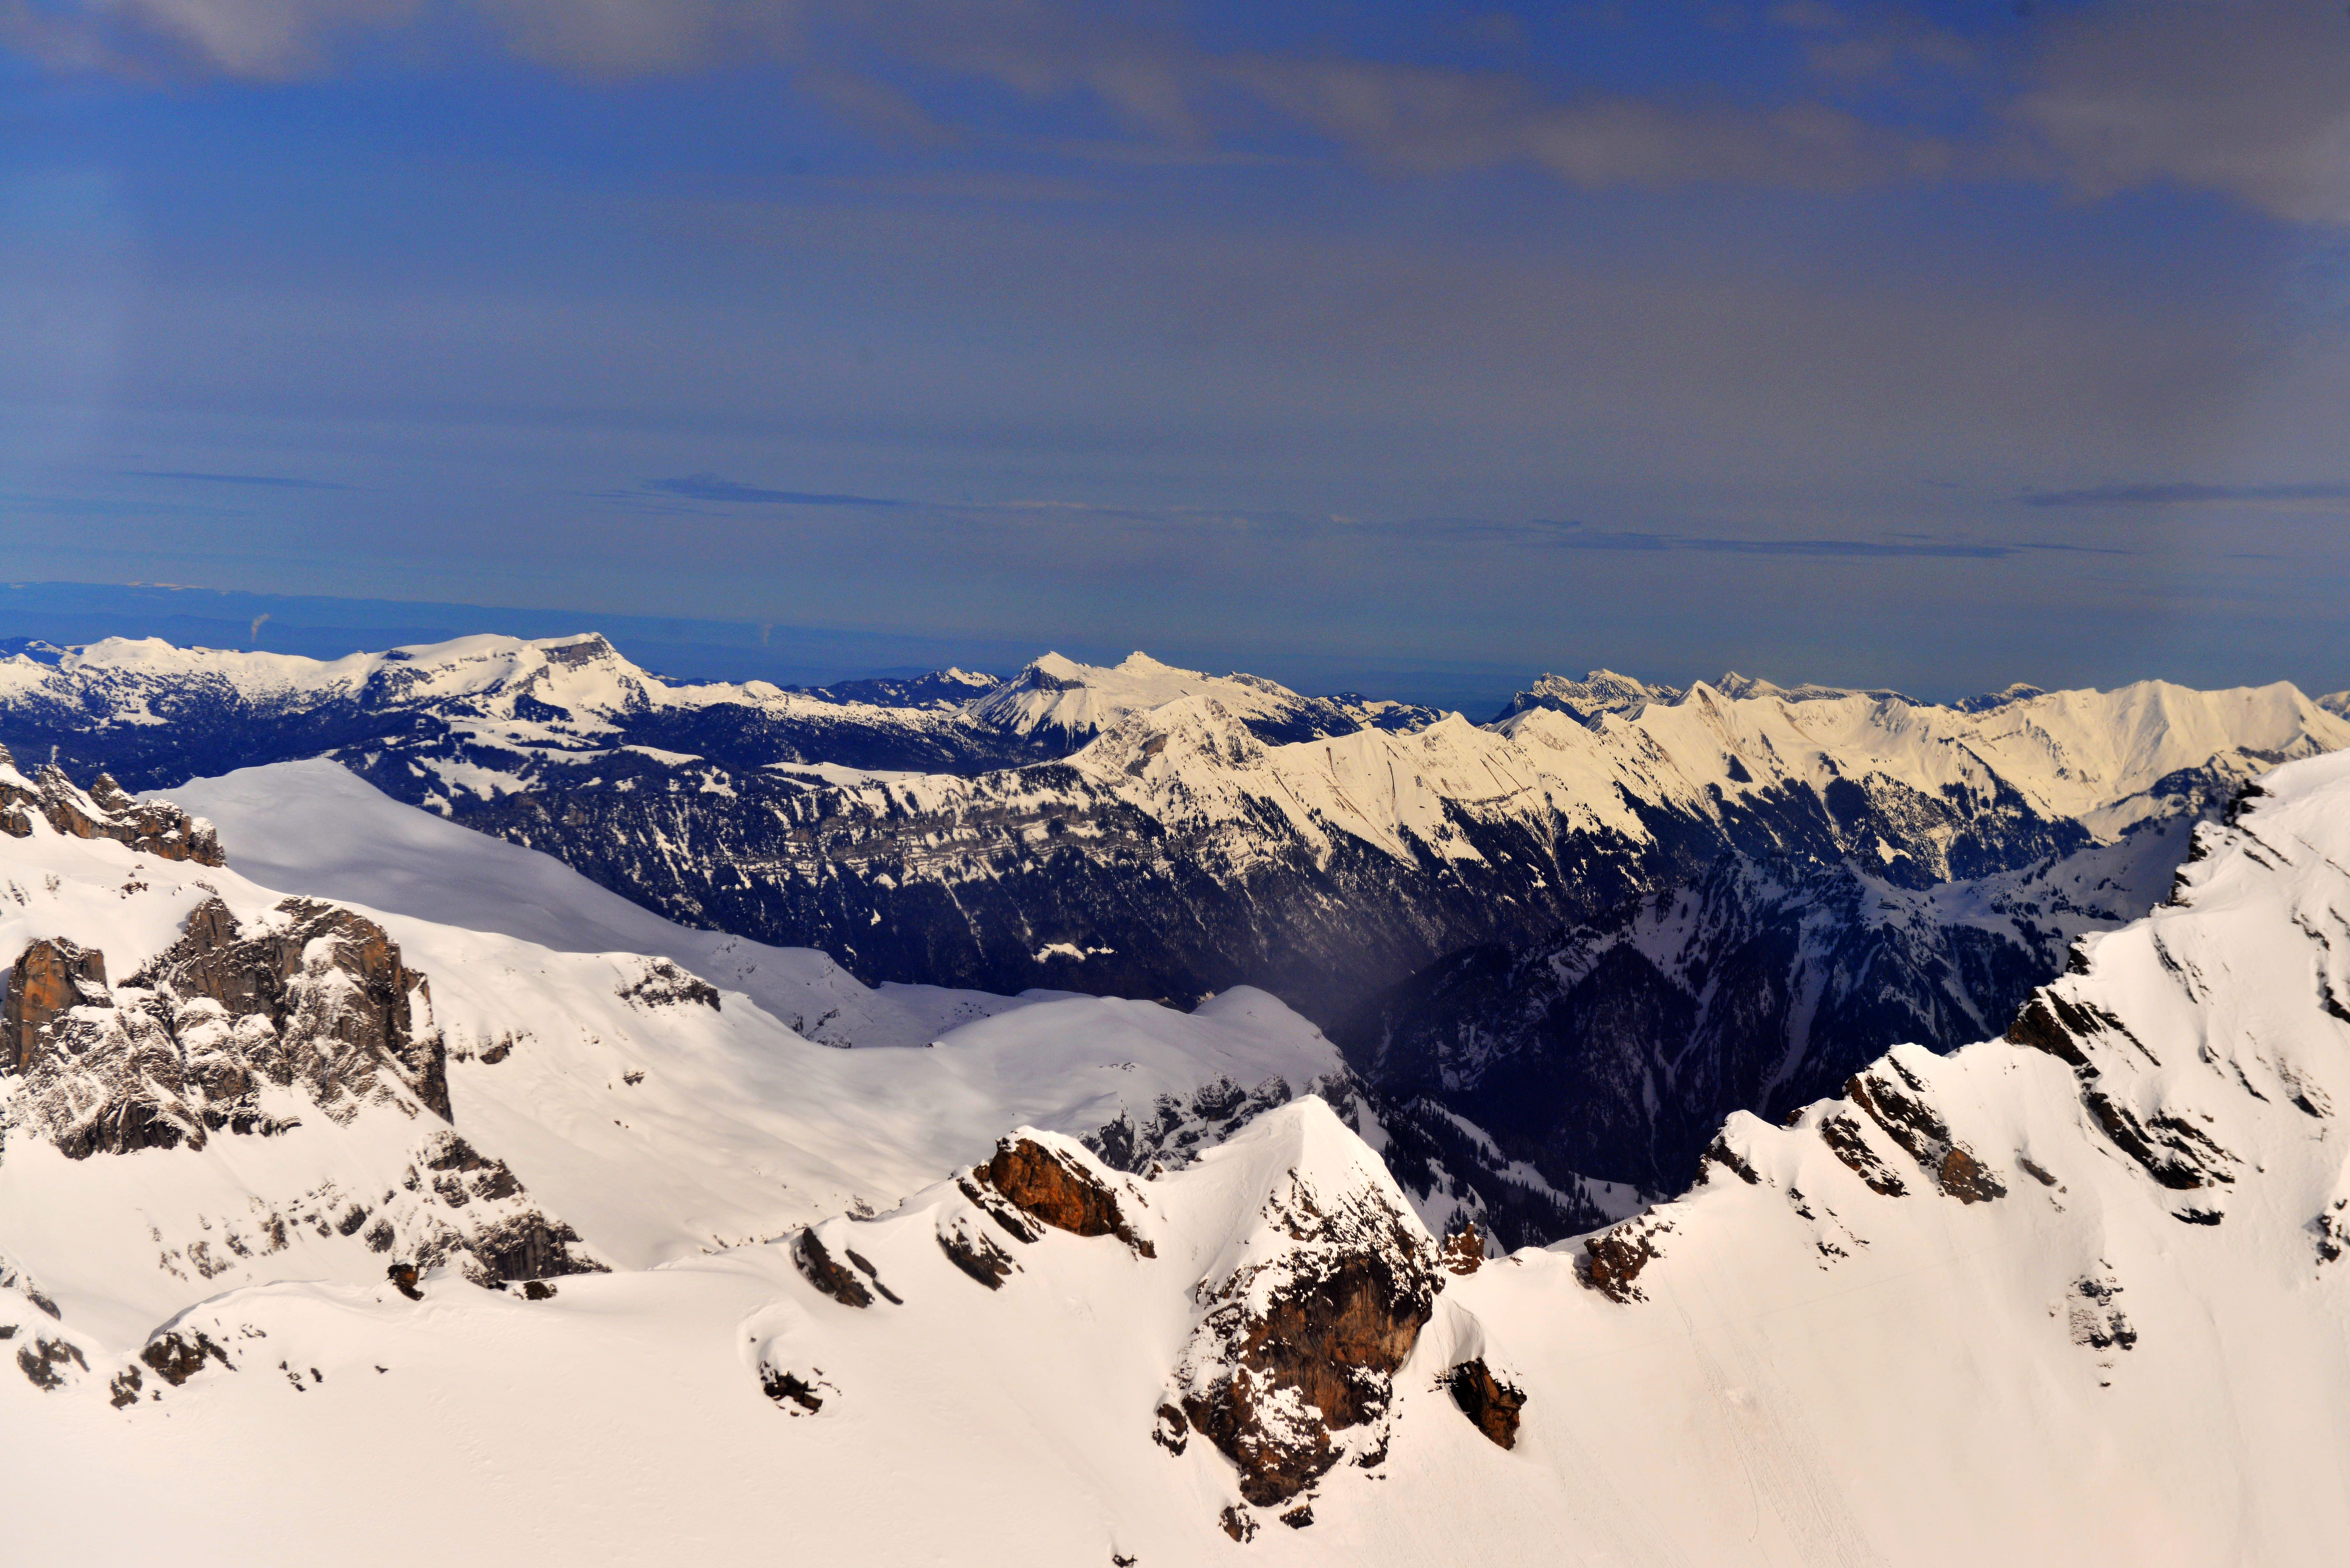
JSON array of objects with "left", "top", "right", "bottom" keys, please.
[
  {"left": 1152, "top": 1401, "right": 1189, "bottom": 1455},
  {"left": 616, "top": 958, "right": 720, "bottom": 1011},
  {"left": 1581, "top": 1216, "right": 1671, "bottom": 1303},
  {"left": 956, "top": 1173, "right": 1044, "bottom": 1244},
  {"left": 1439, "top": 1222, "right": 1485, "bottom": 1276},
  {"left": 792, "top": 1230, "right": 873, "bottom": 1308},
  {"left": 1819, "top": 1114, "right": 1909, "bottom": 1197},
  {"left": 975, "top": 1136, "right": 1154, "bottom": 1256},
  {"left": 3, "top": 937, "right": 109, "bottom": 1073},
  {"left": 1701, "top": 1134, "right": 1763, "bottom": 1186},
  {"left": 5, "top": 895, "right": 454, "bottom": 1160},
  {"left": 0, "top": 754, "right": 222, "bottom": 865},
  {"left": 1182, "top": 1251, "right": 1428, "bottom": 1498},
  {"left": 109, "top": 1366, "right": 144, "bottom": 1408},
  {"left": 146, "top": 895, "right": 450, "bottom": 1123},
  {"left": 761, "top": 1367, "right": 825, "bottom": 1412},
  {"left": 17, "top": 1337, "right": 86, "bottom": 1390},
  {"left": 1175, "top": 1167, "right": 1440, "bottom": 1507},
  {"left": 936, "top": 1218, "right": 1018, "bottom": 1290},
  {"left": 1845, "top": 1063, "right": 2005, "bottom": 1204},
  {"left": 141, "top": 1329, "right": 234, "bottom": 1386},
  {"left": 1445, "top": 1358, "right": 1526, "bottom": 1449},
  {"left": 1218, "top": 1506, "right": 1256, "bottom": 1543},
  {"left": 458, "top": 1213, "right": 598, "bottom": 1284},
  {"left": 1937, "top": 1146, "right": 2005, "bottom": 1204},
  {"left": 2004, "top": 992, "right": 2094, "bottom": 1069}
]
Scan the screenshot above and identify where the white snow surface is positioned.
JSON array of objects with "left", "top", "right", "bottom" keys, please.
[
  {"left": 5, "top": 662, "right": 2350, "bottom": 1561},
  {"left": 0, "top": 771, "right": 1346, "bottom": 1348},
  {"left": 963, "top": 648, "right": 1325, "bottom": 740},
  {"left": 768, "top": 667, "right": 2350, "bottom": 884},
  {"left": 12, "top": 740, "right": 2350, "bottom": 1561},
  {"left": 164, "top": 758, "right": 1026, "bottom": 1051}
]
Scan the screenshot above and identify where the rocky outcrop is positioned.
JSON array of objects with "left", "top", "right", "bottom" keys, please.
[
  {"left": 1580, "top": 1215, "right": 1671, "bottom": 1303},
  {"left": 1086, "top": 1074, "right": 1295, "bottom": 1174},
  {"left": 1437, "top": 1222, "right": 1486, "bottom": 1276},
  {"left": 140, "top": 1329, "right": 232, "bottom": 1386},
  {"left": 971, "top": 1135, "right": 1154, "bottom": 1256},
  {"left": 1843, "top": 1062, "right": 2007, "bottom": 1204},
  {"left": 2, "top": 895, "right": 448, "bottom": 1158},
  {"left": 1170, "top": 1106, "right": 1442, "bottom": 1508},
  {"left": 617, "top": 958, "right": 720, "bottom": 1011},
  {"left": 395, "top": 1131, "right": 604, "bottom": 1285},
  {"left": 3, "top": 938, "right": 110, "bottom": 1073},
  {"left": 935, "top": 1214, "right": 1019, "bottom": 1289},
  {"left": 0, "top": 751, "right": 221, "bottom": 864},
  {"left": 144, "top": 896, "right": 450, "bottom": 1122},
  {"left": 1445, "top": 1358, "right": 1526, "bottom": 1449},
  {"left": 792, "top": 1229, "right": 875, "bottom": 1308}
]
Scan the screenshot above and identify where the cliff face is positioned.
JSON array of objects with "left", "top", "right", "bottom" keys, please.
[
  {"left": 1339, "top": 824, "right": 2190, "bottom": 1193},
  {"left": 0, "top": 747, "right": 220, "bottom": 865},
  {"left": 2, "top": 895, "right": 448, "bottom": 1158},
  {"left": 1165, "top": 1104, "right": 1446, "bottom": 1514}
]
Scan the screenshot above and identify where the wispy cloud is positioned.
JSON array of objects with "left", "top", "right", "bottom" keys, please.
[
  {"left": 646, "top": 475, "right": 909, "bottom": 507},
  {"left": 121, "top": 469, "right": 350, "bottom": 490},
  {"left": 14, "top": 2, "right": 2350, "bottom": 229},
  {"left": 2019, "top": 481, "right": 2350, "bottom": 509},
  {"left": 1520, "top": 521, "right": 2105, "bottom": 560}
]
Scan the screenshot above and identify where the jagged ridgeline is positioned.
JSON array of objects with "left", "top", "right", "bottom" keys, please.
[
  {"left": 14, "top": 745, "right": 2350, "bottom": 1561},
  {"left": 0, "top": 747, "right": 601, "bottom": 1288},
  {"left": 6, "top": 633, "right": 2342, "bottom": 1220},
  {"left": 0, "top": 636, "right": 2336, "bottom": 1036}
]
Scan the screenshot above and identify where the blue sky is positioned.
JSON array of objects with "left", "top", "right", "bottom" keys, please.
[{"left": 3, "top": 1, "right": 2348, "bottom": 705}]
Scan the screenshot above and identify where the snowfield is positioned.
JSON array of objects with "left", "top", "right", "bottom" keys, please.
[{"left": 6, "top": 739, "right": 2350, "bottom": 1562}]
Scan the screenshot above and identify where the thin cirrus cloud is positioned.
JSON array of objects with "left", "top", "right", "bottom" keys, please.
[
  {"left": 120, "top": 469, "right": 352, "bottom": 490},
  {"left": 10, "top": 2, "right": 2350, "bottom": 227},
  {"left": 2019, "top": 482, "right": 2350, "bottom": 509},
  {"left": 645, "top": 475, "right": 909, "bottom": 507},
  {"left": 1519, "top": 521, "right": 2110, "bottom": 561}
]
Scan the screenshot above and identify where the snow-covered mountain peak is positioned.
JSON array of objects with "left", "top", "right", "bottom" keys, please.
[
  {"left": 1708, "top": 670, "right": 1914, "bottom": 705},
  {"left": 1084, "top": 693, "right": 1269, "bottom": 781},
  {"left": 1955, "top": 680, "right": 2050, "bottom": 713},
  {"left": 1184, "top": 1095, "right": 1429, "bottom": 1263},
  {"left": 963, "top": 648, "right": 1359, "bottom": 749},
  {"left": 1493, "top": 667, "right": 1682, "bottom": 724}
]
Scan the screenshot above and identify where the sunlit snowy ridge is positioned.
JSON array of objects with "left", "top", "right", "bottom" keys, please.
[
  {"left": 1, "top": 731, "right": 2350, "bottom": 1560},
  {"left": 1, "top": 633, "right": 2337, "bottom": 1030}
]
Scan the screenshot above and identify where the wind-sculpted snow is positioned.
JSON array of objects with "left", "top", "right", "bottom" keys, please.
[
  {"left": 0, "top": 766, "right": 1353, "bottom": 1348},
  {"left": 11, "top": 751, "right": 2350, "bottom": 1560}
]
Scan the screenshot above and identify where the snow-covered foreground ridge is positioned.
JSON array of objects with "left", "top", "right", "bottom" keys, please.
[
  {"left": 5, "top": 750, "right": 2350, "bottom": 1562},
  {"left": 0, "top": 758, "right": 1348, "bottom": 1346}
]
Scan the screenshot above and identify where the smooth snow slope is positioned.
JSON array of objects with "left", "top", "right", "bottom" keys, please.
[
  {"left": 0, "top": 774, "right": 1347, "bottom": 1342},
  {"left": 15, "top": 750, "right": 2350, "bottom": 1563},
  {"left": 164, "top": 758, "right": 1034, "bottom": 1049}
]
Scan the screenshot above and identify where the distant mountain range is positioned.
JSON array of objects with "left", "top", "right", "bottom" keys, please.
[{"left": 0, "top": 632, "right": 2341, "bottom": 1206}]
